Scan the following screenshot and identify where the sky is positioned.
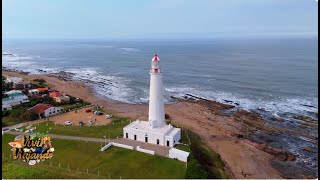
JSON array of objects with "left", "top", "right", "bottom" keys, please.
[{"left": 2, "top": 0, "right": 318, "bottom": 39}]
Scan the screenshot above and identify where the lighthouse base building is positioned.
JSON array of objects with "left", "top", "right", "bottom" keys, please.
[
  {"left": 123, "top": 120, "right": 181, "bottom": 147},
  {"left": 123, "top": 54, "right": 181, "bottom": 147}
]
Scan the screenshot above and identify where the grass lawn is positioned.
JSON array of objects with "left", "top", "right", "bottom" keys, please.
[
  {"left": 28, "top": 116, "right": 131, "bottom": 139},
  {"left": 2, "top": 134, "right": 186, "bottom": 179}
]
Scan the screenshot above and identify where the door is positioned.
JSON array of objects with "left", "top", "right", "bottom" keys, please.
[
  {"left": 126, "top": 133, "right": 128, "bottom": 138},
  {"left": 157, "top": 139, "right": 159, "bottom": 145},
  {"left": 167, "top": 140, "right": 170, "bottom": 147},
  {"left": 134, "top": 135, "right": 137, "bottom": 140},
  {"left": 145, "top": 137, "right": 148, "bottom": 142}
]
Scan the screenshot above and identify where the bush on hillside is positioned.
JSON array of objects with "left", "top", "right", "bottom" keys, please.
[{"left": 185, "top": 159, "right": 209, "bottom": 179}]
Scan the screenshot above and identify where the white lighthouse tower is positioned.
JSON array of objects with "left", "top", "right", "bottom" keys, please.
[
  {"left": 149, "top": 54, "right": 165, "bottom": 128},
  {"left": 123, "top": 54, "right": 181, "bottom": 147}
]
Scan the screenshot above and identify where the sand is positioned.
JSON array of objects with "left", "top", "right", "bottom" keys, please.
[
  {"left": 2, "top": 70, "right": 283, "bottom": 178},
  {"left": 47, "top": 107, "right": 112, "bottom": 126}
]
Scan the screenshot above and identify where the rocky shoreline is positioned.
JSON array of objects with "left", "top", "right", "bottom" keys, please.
[{"left": 172, "top": 94, "right": 318, "bottom": 178}]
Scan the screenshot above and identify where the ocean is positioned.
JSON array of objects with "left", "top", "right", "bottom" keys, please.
[{"left": 2, "top": 37, "right": 318, "bottom": 116}]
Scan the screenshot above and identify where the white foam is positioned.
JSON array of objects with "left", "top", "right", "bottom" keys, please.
[
  {"left": 66, "top": 67, "right": 136, "bottom": 103},
  {"left": 165, "top": 86, "right": 318, "bottom": 115},
  {"left": 119, "top": 47, "right": 140, "bottom": 53}
]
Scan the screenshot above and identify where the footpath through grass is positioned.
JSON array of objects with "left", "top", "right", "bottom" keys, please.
[
  {"left": 2, "top": 134, "right": 186, "bottom": 179},
  {"left": 25, "top": 116, "right": 131, "bottom": 139}
]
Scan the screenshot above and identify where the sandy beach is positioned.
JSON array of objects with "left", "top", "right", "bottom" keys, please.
[{"left": 2, "top": 70, "right": 317, "bottom": 179}]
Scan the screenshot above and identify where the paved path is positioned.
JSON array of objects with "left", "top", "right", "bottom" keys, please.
[
  {"left": 2, "top": 119, "right": 48, "bottom": 132},
  {"left": 4, "top": 131, "right": 170, "bottom": 157}
]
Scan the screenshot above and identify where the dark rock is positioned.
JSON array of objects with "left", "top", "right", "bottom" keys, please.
[
  {"left": 303, "top": 147, "right": 314, "bottom": 153},
  {"left": 222, "top": 99, "right": 233, "bottom": 103},
  {"left": 300, "top": 104, "right": 317, "bottom": 108}
]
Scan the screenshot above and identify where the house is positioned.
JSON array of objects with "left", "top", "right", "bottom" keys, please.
[
  {"left": 49, "top": 91, "right": 70, "bottom": 103},
  {"left": 28, "top": 103, "right": 63, "bottom": 118},
  {"left": 37, "top": 87, "right": 49, "bottom": 94},
  {"left": 28, "top": 89, "right": 40, "bottom": 95},
  {"left": 2, "top": 90, "right": 30, "bottom": 106},
  {"left": 5, "top": 76, "right": 31, "bottom": 89},
  {"left": 2, "top": 104, "right": 12, "bottom": 111}
]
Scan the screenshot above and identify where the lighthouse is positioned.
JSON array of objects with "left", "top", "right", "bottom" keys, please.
[
  {"left": 149, "top": 54, "right": 165, "bottom": 128},
  {"left": 123, "top": 54, "right": 181, "bottom": 147}
]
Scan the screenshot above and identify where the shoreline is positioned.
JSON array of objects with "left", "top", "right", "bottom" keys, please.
[{"left": 2, "top": 69, "right": 318, "bottom": 178}]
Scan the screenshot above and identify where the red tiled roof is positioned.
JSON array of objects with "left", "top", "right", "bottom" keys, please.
[
  {"left": 29, "top": 103, "right": 53, "bottom": 114},
  {"left": 37, "top": 87, "right": 49, "bottom": 92},
  {"left": 49, "top": 91, "right": 63, "bottom": 97}
]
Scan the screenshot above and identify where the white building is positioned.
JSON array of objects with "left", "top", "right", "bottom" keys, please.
[
  {"left": 2, "top": 104, "right": 12, "bottom": 111},
  {"left": 2, "top": 90, "right": 29, "bottom": 107},
  {"left": 28, "top": 89, "right": 40, "bottom": 95},
  {"left": 5, "top": 76, "right": 31, "bottom": 89},
  {"left": 5, "top": 77, "right": 23, "bottom": 84},
  {"left": 169, "top": 148, "right": 190, "bottom": 162},
  {"left": 123, "top": 54, "right": 182, "bottom": 147},
  {"left": 28, "top": 103, "right": 63, "bottom": 118}
]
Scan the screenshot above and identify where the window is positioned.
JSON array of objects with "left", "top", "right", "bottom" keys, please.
[
  {"left": 53, "top": 111, "right": 55, "bottom": 113},
  {"left": 126, "top": 133, "right": 128, "bottom": 138},
  {"left": 134, "top": 135, "right": 137, "bottom": 140},
  {"left": 49, "top": 112, "right": 51, "bottom": 114},
  {"left": 57, "top": 109, "right": 59, "bottom": 112},
  {"left": 157, "top": 139, "right": 159, "bottom": 145}
]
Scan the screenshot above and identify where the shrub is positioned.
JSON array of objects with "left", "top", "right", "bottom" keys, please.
[
  {"left": 2, "top": 110, "right": 10, "bottom": 117},
  {"left": 185, "top": 159, "right": 208, "bottom": 179},
  {"left": 18, "top": 111, "right": 38, "bottom": 121},
  {"left": 33, "top": 78, "right": 46, "bottom": 83},
  {"left": 9, "top": 108, "right": 24, "bottom": 117}
]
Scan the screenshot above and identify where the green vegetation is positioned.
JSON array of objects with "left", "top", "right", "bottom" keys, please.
[
  {"left": 1, "top": 97, "right": 42, "bottom": 127},
  {"left": 2, "top": 105, "right": 38, "bottom": 127},
  {"left": 179, "top": 128, "right": 229, "bottom": 179},
  {"left": 61, "top": 101, "right": 91, "bottom": 111},
  {"left": 25, "top": 116, "right": 131, "bottom": 139},
  {"left": 175, "top": 144, "right": 191, "bottom": 152},
  {"left": 2, "top": 134, "right": 185, "bottom": 179},
  {"left": 2, "top": 75, "right": 13, "bottom": 92},
  {"left": 30, "top": 79, "right": 48, "bottom": 88},
  {"left": 92, "top": 106, "right": 107, "bottom": 113}
]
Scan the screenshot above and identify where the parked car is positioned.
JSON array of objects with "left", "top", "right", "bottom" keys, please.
[
  {"left": 79, "top": 121, "right": 84, "bottom": 126},
  {"left": 88, "top": 120, "right": 94, "bottom": 125},
  {"left": 85, "top": 109, "right": 92, "bottom": 113},
  {"left": 94, "top": 111, "right": 103, "bottom": 115},
  {"left": 105, "top": 114, "right": 113, "bottom": 119},
  {"left": 65, "top": 121, "right": 73, "bottom": 126}
]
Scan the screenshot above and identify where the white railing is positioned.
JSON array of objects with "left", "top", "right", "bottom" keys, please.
[{"left": 136, "top": 146, "right": 155, "bottom": 155}]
